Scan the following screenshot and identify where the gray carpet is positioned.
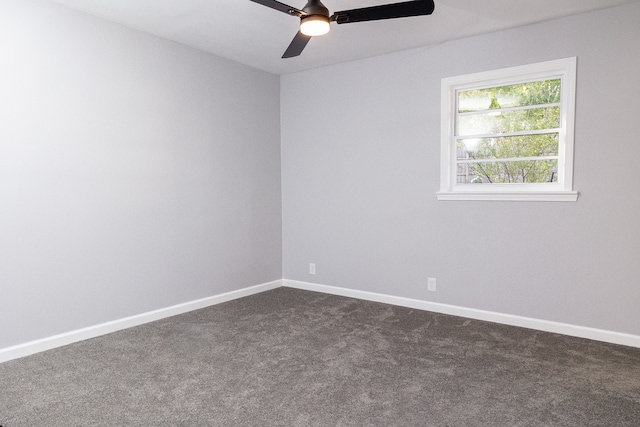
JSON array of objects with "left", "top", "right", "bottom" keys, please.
[{"left": 1, "top": 287, "right": 639, "bottom": 426}]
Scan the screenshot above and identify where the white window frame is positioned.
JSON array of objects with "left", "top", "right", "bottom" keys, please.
[{"left": 437, "top": 57, "right": 578, "bottom": 201}]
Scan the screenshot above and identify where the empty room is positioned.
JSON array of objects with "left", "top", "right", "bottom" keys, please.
[{"left": 1, "top": 0, "right": 639, "bottom": 425}]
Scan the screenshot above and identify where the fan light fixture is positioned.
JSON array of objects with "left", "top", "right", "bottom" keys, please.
[
  {"left": 249, "top": 0, "right": 436, "bottom": 58},
  {"left": 300, "top": 15, "right": 330, "bottom": 36}
]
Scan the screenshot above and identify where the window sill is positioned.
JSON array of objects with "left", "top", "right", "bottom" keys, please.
[{"left": 436, "top": 191, "right": 578, "bottom": 202}]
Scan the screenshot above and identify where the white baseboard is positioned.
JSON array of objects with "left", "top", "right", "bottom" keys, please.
[
  {"left": 283, "top": 279, "right": 640, "bottom": 349},
  {"left": 4, "top": 278, "right": 638, "bottom": 364},
  {"left": 0, "top": 279, "right": 283, "bottom": 364}
]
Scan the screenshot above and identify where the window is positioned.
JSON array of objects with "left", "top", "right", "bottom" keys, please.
[{"left": 438, "top": 57, "right": 578, "bottom": 201}]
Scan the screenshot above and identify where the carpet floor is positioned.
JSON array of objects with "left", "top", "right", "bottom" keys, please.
[{"left": 1, "top": 287, "right": 639, "bottom": 426}]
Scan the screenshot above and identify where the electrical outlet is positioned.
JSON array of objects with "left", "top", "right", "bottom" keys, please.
[
  {"left": 427, "top": 277, "right": 437, "bottom": 292},
  {"left": 309, "top": 263, "right": 316, "bottom": 275}
]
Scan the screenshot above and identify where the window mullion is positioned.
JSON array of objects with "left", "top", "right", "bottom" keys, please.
[
  {"left": 457, "top": 102, "right": 561, "bottom": 117},
  {"left": 456, "top": 129, "right": 561, "bottom": 139},
  {"left": 457, "top": 155, "right": 558, "bottom": 164}
]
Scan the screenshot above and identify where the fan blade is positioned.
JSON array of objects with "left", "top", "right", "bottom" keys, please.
[
  {"left": 282, "top": 31, "right": 312, "bottom": 58},
  {"left": 249, "top": 0, "right": 306, "bottom": 18},
  {"left": 331, "top": 0, "right": 435, "bottom": 24}
]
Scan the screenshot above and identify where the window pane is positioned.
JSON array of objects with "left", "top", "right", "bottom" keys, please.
[
  {"left": 458, "top": 79, "right": 561, "bottom": 113},
  {"left": 457, "top": 134, "right": 559, "bottom": 160},
  {"left": 457, "top": 106, "right": 560, "bottom": 136},
  {"left": 456, "top": 159, "right": 559, "bottom": 184}
]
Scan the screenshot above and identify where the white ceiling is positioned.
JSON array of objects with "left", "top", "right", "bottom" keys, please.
[{"left": 48, "top": 0, "right": 638, "bottom": 75}]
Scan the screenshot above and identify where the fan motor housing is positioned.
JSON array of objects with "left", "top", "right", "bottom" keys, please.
[{"left": 302, "top": 0, "right": 329, "bottom": 17}]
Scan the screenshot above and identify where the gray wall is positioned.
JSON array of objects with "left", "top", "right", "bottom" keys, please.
[
  {"left": 281, "top": 3, "right": 640, "bottom": 336},
  {"left": 0, "top": 0, "right": 282, "bottom": 348}
]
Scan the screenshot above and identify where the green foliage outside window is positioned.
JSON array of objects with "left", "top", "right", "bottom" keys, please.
[{"left": 456, "top": 79, "right": 562, "bottom": 184}]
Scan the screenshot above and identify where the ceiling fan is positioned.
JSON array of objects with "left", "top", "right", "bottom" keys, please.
[{"left": 249, "top": 0, "right": 436, "bottom": 58}]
